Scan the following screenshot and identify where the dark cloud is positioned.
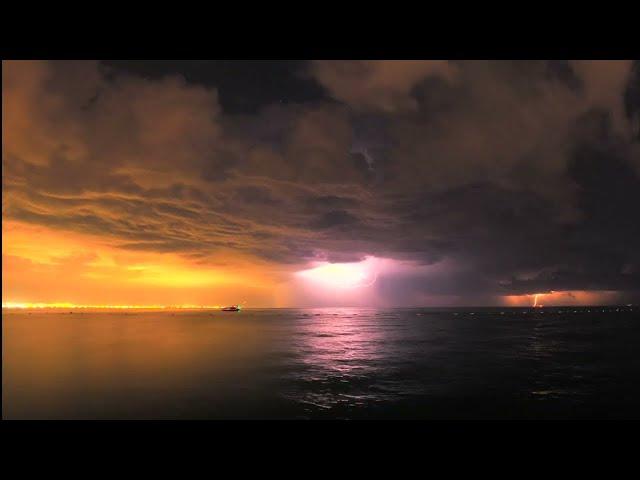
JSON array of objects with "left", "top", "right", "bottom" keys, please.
[
  {"left": 102, "top": 60, "right": 327, "bottom": 114},
  {"left": 311, "top": 210, "right": 360, "bottom": 230},
  {"left": 624, "top": 61, "right": 640, "bottom": 139},
  {"left": 304, "top": 195, "right": 358, "bottom": 211},
  {"left": 3, "top": 60, "right": 640, "bottom": 303}
]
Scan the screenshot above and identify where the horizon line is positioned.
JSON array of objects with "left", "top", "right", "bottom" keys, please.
[{"left": 2, "top": 302, "right": 636, "bottom": 310}]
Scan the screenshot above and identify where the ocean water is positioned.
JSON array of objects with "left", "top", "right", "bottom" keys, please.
[{"left": 3, "top": 307, "right": 640, "bottom": 419}]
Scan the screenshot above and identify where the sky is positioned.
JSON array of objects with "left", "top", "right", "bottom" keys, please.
[{"left": 2, "top": 60, "right": 640, "bottom": 307}]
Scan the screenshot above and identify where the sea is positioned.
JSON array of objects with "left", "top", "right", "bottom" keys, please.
[{"left": 3, "top": 307, "right": 640, "bottom": 420}]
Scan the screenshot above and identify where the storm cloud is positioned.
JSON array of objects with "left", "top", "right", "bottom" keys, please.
[{"left": 3, "top": 60, "right": 639, "bottom": 304}]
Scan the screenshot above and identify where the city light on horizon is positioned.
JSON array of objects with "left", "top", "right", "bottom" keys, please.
[{"left": 1, "top": 301, "right": 225, "bottom": 310}]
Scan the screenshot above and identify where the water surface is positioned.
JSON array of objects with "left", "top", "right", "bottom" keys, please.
[{"left": 3, "top": 307, "right": 639, "bottom": 419}]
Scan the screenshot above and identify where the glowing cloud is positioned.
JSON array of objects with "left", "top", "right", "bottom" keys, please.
[{"left": 296, "top": 257, "right": 380, "bottom": 289}]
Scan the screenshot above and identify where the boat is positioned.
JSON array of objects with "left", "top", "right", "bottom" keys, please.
[{"left": 221, "top": 305, "right": 240, "bottom": 312}]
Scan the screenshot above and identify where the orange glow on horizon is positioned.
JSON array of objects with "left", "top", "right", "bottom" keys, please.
[
  {"left": 2, "top": 301, "right": 225, "bottom": 310},
  {"left": 504, "top": 290, "right": 623, "bottom": 307},
  {"left": 2, "top": 220, "right": 288, "bottom": 307}
]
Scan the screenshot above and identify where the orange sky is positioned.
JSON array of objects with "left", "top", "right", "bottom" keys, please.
[{"left": 2, "top": 220, "right": 294, "bottom": 307}]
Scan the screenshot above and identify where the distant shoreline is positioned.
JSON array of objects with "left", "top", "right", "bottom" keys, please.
[{"left": 2, "top": 305, "right": 636, "bottom": 313}]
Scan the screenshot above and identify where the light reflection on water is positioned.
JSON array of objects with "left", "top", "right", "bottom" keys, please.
[
  {"left": 278, "top": 308, "right": 396, "bottom": 415},
  {"left": 3, "top": 307, "right": 640, "bottom": 419}
]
